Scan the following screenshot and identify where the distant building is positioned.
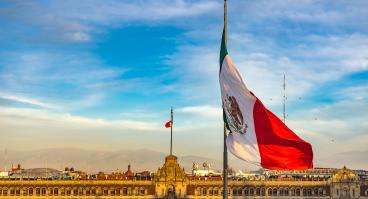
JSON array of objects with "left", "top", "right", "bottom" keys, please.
[{"left": 0, "top": 157, "right": 367, "bottom": 198}]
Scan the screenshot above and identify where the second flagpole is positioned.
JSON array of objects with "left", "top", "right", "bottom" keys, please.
[{"left": 170, "top": 107, "right": 173, "bottom": 155}]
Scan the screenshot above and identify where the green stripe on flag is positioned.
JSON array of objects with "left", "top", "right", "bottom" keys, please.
[
  {"left": 223, "top": 108, "right": 230, "bottom": 131},
  {"left": 219, "top": 28, "right": 228, "bottom": 71}
]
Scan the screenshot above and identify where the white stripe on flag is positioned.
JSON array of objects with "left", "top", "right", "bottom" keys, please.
[{"left": 220, "top": 55, "right": 261, "bottom": 163}]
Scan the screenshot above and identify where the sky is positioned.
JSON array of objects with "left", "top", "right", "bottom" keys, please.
[{"left": 0, "top": 0, "right": 367, "bottom": 169}]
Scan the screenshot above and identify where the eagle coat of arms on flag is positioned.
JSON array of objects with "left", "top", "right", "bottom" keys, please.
[{"left": 223, "top": 95, "right": 248, "bottom": 135}]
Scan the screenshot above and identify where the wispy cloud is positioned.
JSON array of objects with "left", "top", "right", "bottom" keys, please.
[
  {"left": 0, "top": 0, "right": 221, "bottom": 43},
  {"left": 177, "top": 105, "right": 221, "bottom": 118},
  {"left": 0, "top": 106, "right": 160, "bottom": 131},
  {"left": 0, "top": 50, "right": 130, "bottom": 111},
  {"left": 0, "top": 94, "right": 56, "bottom": 110}
]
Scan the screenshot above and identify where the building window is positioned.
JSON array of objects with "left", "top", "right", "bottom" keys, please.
[
  {"left": 36, "top": 188, "right": 40, "bottom": 196},
  {"left": 54, "top": 188, "right": 58, "bottom": 196},
  {"left": 238, "top": 189, "right": 242, "bottom": 196},
  {"left": 307, "top": 189, "right": 312, "bottom": 196},
  {"left": 267, "top": 188, "right": 272, "bottom": 196},
  {"left": 202, "top": 188, "right": 207, "bottom": 195},
  {"left": 312, "top": 188, "right": 316, "bottom": 196},
  {"left": 41, "top": 188, "right": 46, "bottom": 195},
  {"left": 28, "top": 188, "right": 33, "bottom": 196},
  {"left": 10, "top": 189, "right": 15, "bottom": 196},
  {"left": 279, "top": 189, "right": 284, "bottom": 196},
  {"left": 272, "top": 188, "right": 277, "bottom": 196},
  {"left": 16, "top": 189, "right": 20, "bottom": 196},
  {"left": 336, "top": 189, "right": 339, "bottom": 195},
  {"left": 256, "top": 188, "right": 261, "bottom": 196},
  {"left": 343, "top": 189, "right": 348, "bottom": 197},
  {"left": 296, "top": 188, "right": 300, "bottom": 196}
]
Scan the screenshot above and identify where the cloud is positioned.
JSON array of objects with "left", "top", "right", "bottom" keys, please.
[
  {"left": 0, "top": 106, "right": 160, "bottom": 131},
  {"left": 0, "top": 94, "right": 56, "bottom": 110},
  {"left": 177, "top": 105, "right": 221, "bottom": 118},
  {"left": 0, "top": 0, "right": 221, "bottom": 43},
  {"left": 0, "top": 50, "right": 131, "bottom": 111},
  {"left": 231, "top": 0, "right": 368, "bottom": 30}
]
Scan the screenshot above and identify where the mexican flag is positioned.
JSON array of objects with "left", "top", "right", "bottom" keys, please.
[{"left": 219, "top": 29, "right": 313, "bottom": 170}]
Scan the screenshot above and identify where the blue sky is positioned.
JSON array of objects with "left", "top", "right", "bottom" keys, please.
[{"left": 0, "top": 0, "right": 367, "bottom": 169}]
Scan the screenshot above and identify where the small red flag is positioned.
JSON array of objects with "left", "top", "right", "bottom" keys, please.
[{"left": 165, "top": 121, "right": 172, "bottom": 128}]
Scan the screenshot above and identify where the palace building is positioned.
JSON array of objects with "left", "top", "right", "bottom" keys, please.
[{"left": 0, "top": 154, "right": 367, "bottom": 199}]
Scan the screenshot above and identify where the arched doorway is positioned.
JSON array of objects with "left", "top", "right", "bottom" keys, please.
[{"left": 167, "top": 185, "right": 176, "bottom": 199}]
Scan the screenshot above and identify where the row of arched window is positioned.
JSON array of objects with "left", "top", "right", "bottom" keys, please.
[
  {"left": 0, "top": 187, "right": 147, "bottom": 196},
  {"left": 196, "top": 186, "right": 327, "bottom": 197}
]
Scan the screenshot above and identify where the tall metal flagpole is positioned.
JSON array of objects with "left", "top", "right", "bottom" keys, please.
[
  {"left": 223, "top": 1, "right": 228, "bottom": 199},
  {"left": 170, "top": 107, "right": 173, "bottom": 155}
]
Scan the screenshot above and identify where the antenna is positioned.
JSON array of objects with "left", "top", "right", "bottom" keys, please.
[
  {"left": 4, "top": 148, "right": 7, "bottom": 171},
  {"left": 283, "top": 74, "right": 286, "bottom": 123},
  {"left": 46, "top": 159, "right": 48, "bottom": 179}
]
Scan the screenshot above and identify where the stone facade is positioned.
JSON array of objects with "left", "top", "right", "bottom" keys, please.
[{"left": 0, "top": 156, "right": 367, "bottom": 199}]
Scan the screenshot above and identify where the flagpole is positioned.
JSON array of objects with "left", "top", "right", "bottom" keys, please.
[
  {"left": 223, "top": 1, "right": 228, "bottom": 199},
  {"left": 223, "top": 120, "right": 228, "bottom": 199},
  {"left": 170, "top": 107, "right": 173, "bottom": 155}
]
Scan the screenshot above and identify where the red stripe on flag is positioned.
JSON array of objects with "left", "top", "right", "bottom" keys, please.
[{"left": 253, "top": 98, "right": 313, "bottom": 170}]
